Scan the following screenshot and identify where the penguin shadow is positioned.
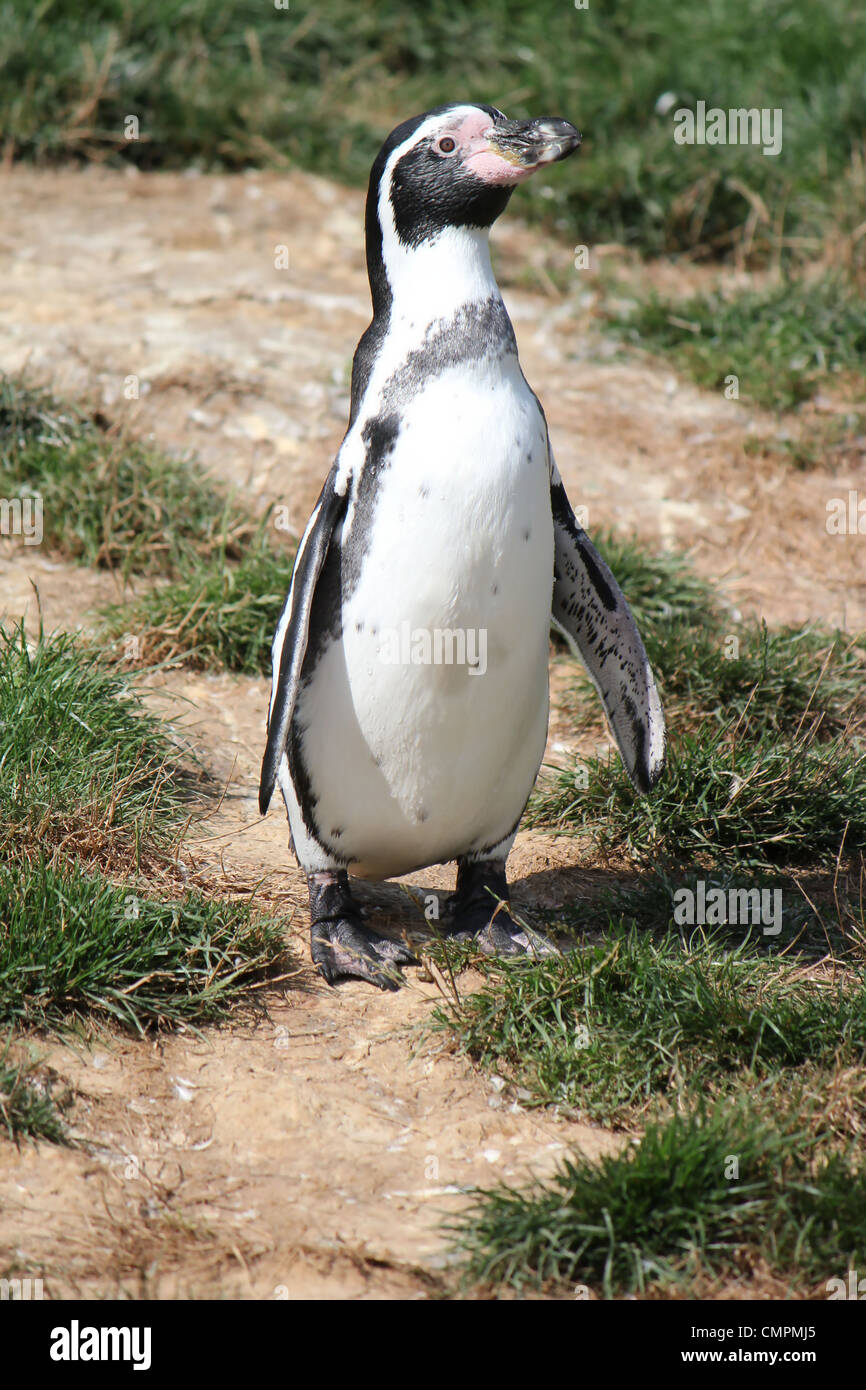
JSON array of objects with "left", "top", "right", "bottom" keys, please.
[
  {"left": 347, "top": 863, "right": 654, "bottom": 954},
  {"left": 350, "top": 875, "right": 448, "bottom": 948},
  {"left": 509, "top": 864, "right": 663, "bottom": 950},
  {"left": 507, "top": 864, "right": 843, "bottom": 963}
]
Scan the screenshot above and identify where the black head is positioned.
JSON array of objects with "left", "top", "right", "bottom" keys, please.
[{"left": 364, "top": 103, "right": 580, "bottom": 313}]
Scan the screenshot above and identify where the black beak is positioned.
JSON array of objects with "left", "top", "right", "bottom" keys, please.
[{"left": 486, "top": 116, "right": 581, "bottom": 169}]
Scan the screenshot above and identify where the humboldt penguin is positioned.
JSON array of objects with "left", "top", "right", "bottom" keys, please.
[{"left": 260, "top": 103, "right": 665, "bottom": 987}]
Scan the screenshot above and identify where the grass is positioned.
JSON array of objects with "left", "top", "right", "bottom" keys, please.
[
  {"left": 643, "top": 621, "right": 866, "bottom": 740},
  {"left": 584, "top": 530, "right": 866, "bottom": 735},
  {"left": 530, "top": 721, "right": 866, "bottom": 869},
  {"left": 606, "top": 276, "right": 866, "bottom": 411},
  {"left": 745, "top": 412, "right": 866, "bottom": 473},
  {"left": 434, "top": 872, "right": 866, "bottom": 1293},
  {"left": 2, "top": 1, "right": 865, "bottom": 268},
  {"left": 432, "top": 925, "right": 866, "bottom": 1124},
  {"left": 0, "top": 854, "right": 289, "bottom": 1034},
  {"left": 0, "top": 621, "right": 193, "bottom": 862},
  {"left": 103, "top": 529, "right": 291, "bottom": 675},
  {"left": 549, "top": 530, "right": 866, "bottom": 868},
  {"left": 451, "top": 1094, "right": 866, "bottom": 1295},
  {"left": 0, "top": 622, "right": 292, "bottom": 1044},
  {"left": 0, "top": 373, "right": 295, "bottom": 673},
  {"left": 0, "top": 375, "right": 254, "bottom": 577},
  {"left": 568, "top": 611, "right": 866, "bottom": 741},
  {"left": 0, "top": 1046, "right": 68, "bottom": 1143},
  {"left": 579, "top": 532, "right": 866, "bottom": 738},
  {"left": 585, "top": 527, "right": 720, "bottom": 633},
  {"left": 0, "top": 562, "right": 292, "bottom": 1066},
  {"left": 0, "top": 381, "right": 294, "bottom": 1059}
]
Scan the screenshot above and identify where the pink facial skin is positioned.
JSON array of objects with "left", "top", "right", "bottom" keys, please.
[
  {"left": 465, "top": 147, "right": 536, "bottom": 185},
  {"left": 437, "top": 110, "right": 538, "bottom": 186}
]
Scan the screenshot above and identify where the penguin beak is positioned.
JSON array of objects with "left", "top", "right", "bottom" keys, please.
[{"left": 484, "top": 117, "right": 581, "bottom": 172}]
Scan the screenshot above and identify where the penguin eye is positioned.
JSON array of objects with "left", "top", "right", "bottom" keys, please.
[{"left": 437, "top": 137, "right": 457, "bottom": 155}]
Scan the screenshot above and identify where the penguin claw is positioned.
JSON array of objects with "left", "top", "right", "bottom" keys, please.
[
  {"left": 446, "top": 893, "right": 559, "bottom": 959},
  {"left": 474, "top": 914, "right": 559, "bottom": 959},
  {"left": 310, "top": 918, "right": 416, "bottom": 990},
  {"left": 370, "top": 934, "right": 418, "bottom": 967},
  {"left": 446, "top": 858, "right": 546, "bottom": 957}
]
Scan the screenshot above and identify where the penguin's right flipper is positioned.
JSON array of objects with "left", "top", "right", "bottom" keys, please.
[
  {"left": 549, "top": 458, "right": 666, "bottom": 794},
  {"left": 259, "top": 466, "right": 348, "bottom": 815}
]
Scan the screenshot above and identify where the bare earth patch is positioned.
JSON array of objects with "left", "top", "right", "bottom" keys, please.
[{"left": 2, "top": 988, "right": 620, "bottom": 1299}]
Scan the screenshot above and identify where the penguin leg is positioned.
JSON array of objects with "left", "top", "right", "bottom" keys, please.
[
  {"left": 307, "top": 870, "right": 416, "bottom": 990},
  {"left": 446, "top": 857, "right": 558, "bottom": 958}
]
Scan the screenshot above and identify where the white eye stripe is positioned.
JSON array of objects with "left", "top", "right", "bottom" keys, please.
[{"left": 377, "top": 105, "right": 496, "bottom": 241}]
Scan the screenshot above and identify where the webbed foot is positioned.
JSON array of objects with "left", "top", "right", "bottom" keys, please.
[
  {"left": 446, "top": 857, "right": 558, "bottom": 959},
  {"left": 308, "top": 871, "right": 416, "bottom": 989}
]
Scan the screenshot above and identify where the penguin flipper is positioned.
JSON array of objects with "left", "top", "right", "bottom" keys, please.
[
  {"left": 549, "top": 459, "right": 665, "bottom": 793},
  {"left": 259, "top": 466, "right": 348, "bottom": 815}
]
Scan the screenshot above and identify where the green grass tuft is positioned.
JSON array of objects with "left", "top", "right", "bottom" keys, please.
[
  {"left": 0, "top": 375, "right": 295, "bottom": 675},
  {"left": 0, "top": 619, "right": 291, "bottom": 1043},
  {"left": 744, "top": 413, "right": 866, "bottom": 473},
  {"left": 0, "top": 621, "right": 193, "bottom": 859},
  {"left": 554, "top": 530, "right": 866, "bottom": 868},
  {"left": 577, "top": 533, "right": 866, "bottom": 737},
  {"left": 607, "top": 277, "right": 866, "bottom": 411},
  {"left": 433, "top": 927, "right": 866, "bottom": 1123},
  {"left": 530, "top": 722, "right": 866, "bottom": 869},
  {"left": 0, "top": 1047, "right": 68, "bottom": 1144},
  {"left": 102, "top": 530, "right": 292, "bottom": 675},
  {"left": 569, "top": 616, "right": 866, "bottom": 741},
  {"left": 644, "top": 621, "right": 866, "bottom": 739},
  {"left": 452, "top": 1095, "right": 866, "bottom": 1295},
  {"left": 591, "top": 528, "right": 720, "bottom": 632},
  {"left": 0, "top": 375, "right": 254, "bottom": 576},
  {"left": 0, "top": 854, "right": 289, "bottom": 1034}
]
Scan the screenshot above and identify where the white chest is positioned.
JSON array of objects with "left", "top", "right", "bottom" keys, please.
[
  {"left": 288, "top": 314, "right": 555, "bottom": 877},
  {"left": 343, "top": 354, "right": 552, "bottom": 637}
]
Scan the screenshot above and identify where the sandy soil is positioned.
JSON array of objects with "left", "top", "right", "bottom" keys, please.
[{"left": 1, "top": 163, "right": 864, "bottom": 1299}]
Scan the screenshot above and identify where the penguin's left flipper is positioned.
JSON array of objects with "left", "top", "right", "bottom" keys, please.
[
  {"left": 549, "top": 456, "right": 666, "bottom": 793},
  {"left": 259, "top": 463, "right": 348, "bottom": 816}
]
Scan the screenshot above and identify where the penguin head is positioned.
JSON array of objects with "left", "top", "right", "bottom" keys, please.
[{"left": 368, "top": 104, "right": 581, "bottom": 253}]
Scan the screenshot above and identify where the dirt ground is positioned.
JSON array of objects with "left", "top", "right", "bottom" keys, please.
[{"left": 1, "top": 164, "right": 864, "bottom": 1299}]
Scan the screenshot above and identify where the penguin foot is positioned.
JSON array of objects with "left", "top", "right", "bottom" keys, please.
[
  {"left": 307, "top": 871, "right": 416, "bottom": 989},
  {"left": 474, "top": 913, "right": 559, "bottom": 959},
  {"left": 446, "top": 858, "right": 559, "bottom": 959}
]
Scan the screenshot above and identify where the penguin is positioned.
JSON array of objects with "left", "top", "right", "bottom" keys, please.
[{"left": 259, "top": 103, "right": 665, "bottom": 988}]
